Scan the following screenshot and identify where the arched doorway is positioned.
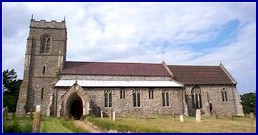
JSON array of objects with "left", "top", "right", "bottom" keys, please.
[{"left": 67, "top": 93, "right": 83, "bottom": 120}]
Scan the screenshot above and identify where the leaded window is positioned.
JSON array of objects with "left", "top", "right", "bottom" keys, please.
[
  {"left": 162, "top": 90, "right": 169, "bottom": 106},
  {"left": 133, "top": 90, "right": 140, "bottom": 107},
  {"left": 221, "top": 88, "right": 228, "bottom": 102},
  {"left": 104, "top": 90, "right": 112, "bottom": 107},
  {"left": 191, "top": 86, "right": 202, "bottom": 109}
]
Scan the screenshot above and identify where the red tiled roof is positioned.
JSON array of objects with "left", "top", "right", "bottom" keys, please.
[
  {"left": 168, "top": 65, "right": 234, "bottom": 85},
  {"left": 60, "top": 61, "right": 171, "bottom": 77}
]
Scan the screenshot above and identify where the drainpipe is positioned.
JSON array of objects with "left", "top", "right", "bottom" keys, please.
[
  {"left": 55, "top": 88, "right": 57, "bottom": 116},
  {"left": 182, "top": 87, "right": 184, "bottom": 115},
  {"left": 232, "top": 85, "right": 237, "bottom": 115}
]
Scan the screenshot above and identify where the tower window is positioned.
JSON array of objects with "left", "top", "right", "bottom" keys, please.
[
  {"left": 43, "top": 66, "right": 46, "bottom": 74},
  {"left": 40, "top": 35, "right": 51, "bottom": 53}
]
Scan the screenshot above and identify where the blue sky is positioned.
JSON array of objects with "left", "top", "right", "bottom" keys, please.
[{"left": 2, "top": 2, "right": 256, "bottom": 94}]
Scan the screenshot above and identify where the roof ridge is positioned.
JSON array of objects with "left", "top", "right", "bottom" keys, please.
[
  {"left": 65, "top": 61, "right": 163, "bottom": 65},
  {"left": 168, "top": 65, "right": 219, "bottom": 67}
]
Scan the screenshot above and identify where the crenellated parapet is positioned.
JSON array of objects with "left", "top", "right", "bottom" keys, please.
[{"left": 30, "top": 19, "right": 66, "bottom": 29}]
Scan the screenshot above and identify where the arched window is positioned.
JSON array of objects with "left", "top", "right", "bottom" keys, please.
[
  {"left": 221, "top": 88, "right": 228, "bottom": 102},
  {"left": 104, "top": 90, "right": 112, "bottom": 107},
  {"left": 133, "top": 90, "right": 140, "bottom": 107},
  {"left": 191, "top": 86, "right": 202, "bottom": 109},
  {"left": 162, "top": 90, "right": 169, "bottom": 106},
  {"left": 40, "top": 35, "right": 51, "bottom": 53}
]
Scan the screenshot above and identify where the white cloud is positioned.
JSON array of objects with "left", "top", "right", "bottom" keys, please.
[{"left": 2, "top": 2, "right": 256, "bottom": 94}]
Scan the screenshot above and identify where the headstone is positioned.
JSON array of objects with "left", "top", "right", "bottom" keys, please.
[
  {"left": 3, "top": 107, "right": 6, "bottom": 123},
  {"left": 112, "top": 111, "right": 116, "bottom": 121},
  {"left": 179, "top": 115, "right": 184, "bottom": 122},
  {"left": 36, "top": 105, "right": 41, "bottom": 112},
  {"left": 33, "top": 105, "right": 41, "bottom": 133},
  {"left": 250, "top": 112, "right": 255, "bottom": 126},
  {"left": 101, "top": 111, "right": 103, "bottom": 118},
  {"left": 196, "top": 109, "right": 201, "bottom": 122}
]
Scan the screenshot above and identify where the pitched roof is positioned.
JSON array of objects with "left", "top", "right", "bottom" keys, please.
[
  {"left": 60, "top": 61, "right": 171, "bottom": 77},
  {"left": 168, "top": 65, "right": 234, "bottom": 85}
]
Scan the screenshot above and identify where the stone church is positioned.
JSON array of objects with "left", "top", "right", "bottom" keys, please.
[{"left": 16, "top": 18, "right": 244, "bottom": 119}]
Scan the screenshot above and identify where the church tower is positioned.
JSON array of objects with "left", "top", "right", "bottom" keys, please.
[{"left": 16, "top": 17, "right": 67, "bottom": 115}]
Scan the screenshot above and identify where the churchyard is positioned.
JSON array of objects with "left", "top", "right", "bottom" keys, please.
[
  {"left": 85, "top": 114, "right": 256, "bottom": 133},
  {"left": 3, "top": 111, "right": 255, "bottom": 133}
]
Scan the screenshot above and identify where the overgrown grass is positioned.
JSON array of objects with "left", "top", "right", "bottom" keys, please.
[
  {"left": 4, "top": 114, "right": 88, "bottom": 133},
  {"left": 3, "top": 117, "right": 32, "bottom": 133},
  {"left": 84, "top": 115, "right": 256, "bottom": 133}
]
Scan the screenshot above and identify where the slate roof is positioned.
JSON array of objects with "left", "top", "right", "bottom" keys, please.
[
  {"left": 60, "top": 61, "right": 171, "bottom": 77},
  {"left": 60, "top": 61, "right": 235, "bottom": 85},
  {"left": 168, "top": 65, "right": 234, "bottom": 85}
]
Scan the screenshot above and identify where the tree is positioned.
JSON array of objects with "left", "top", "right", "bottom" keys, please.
[
  {"left": 2, "top": 69, "right": 22, "bottom": 112},
  {"left": 241, "top": 92, "right": 256, "bottom": 114}
]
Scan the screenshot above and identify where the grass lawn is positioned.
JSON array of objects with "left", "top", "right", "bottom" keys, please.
[
  {"left": 85, "top": 115, "right": 256, "bottom": 133},
  {"left": 3, "top": 113, "right": 88, "bottom": 133},
  {"left": 41, "top": 117, "right": 89, "bottom": 133},
  {"left": 40, "top": 117, "right": 73, "bottom": 132}
]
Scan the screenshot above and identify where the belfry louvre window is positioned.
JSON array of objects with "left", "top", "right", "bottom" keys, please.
[
  {"left": 104, "top": 90, "right": 112, "bottom": 107},
  {"left": 120, "top": 89, "right": 125, "bottom": 99},
  {"left": 40, "top": 35, "right": 51, "bottom": 53},
  {"left": 162, "top": 90, "right": 169, "bottom": 106},
  {"left": 133, "top": 90, "right": 140, "bottom": 107},
  {"left": 221, "top": 89, "right": 228, "bottom": 102}
]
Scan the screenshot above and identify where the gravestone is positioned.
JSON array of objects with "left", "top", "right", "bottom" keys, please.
[
  {"left": 196, "top": 109, "right": 201, "bottom": 122},
  {"left": 179, "top": 115, "right": 184, "bottom": 122},
  {"left": 3, "top": 107, "right": 7, "bottom": 123},
  {"left": 100, "top": 111, "right": 103, "bottom": 118},
  {"left": 250, "top": 112, "right": 255, "bottom": 126},
  {"left": 112, "top": 111, "right": 116, "bottom": 121},
  {"left": 33, "top": 105, "right": 41, "bottom": 133}
]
